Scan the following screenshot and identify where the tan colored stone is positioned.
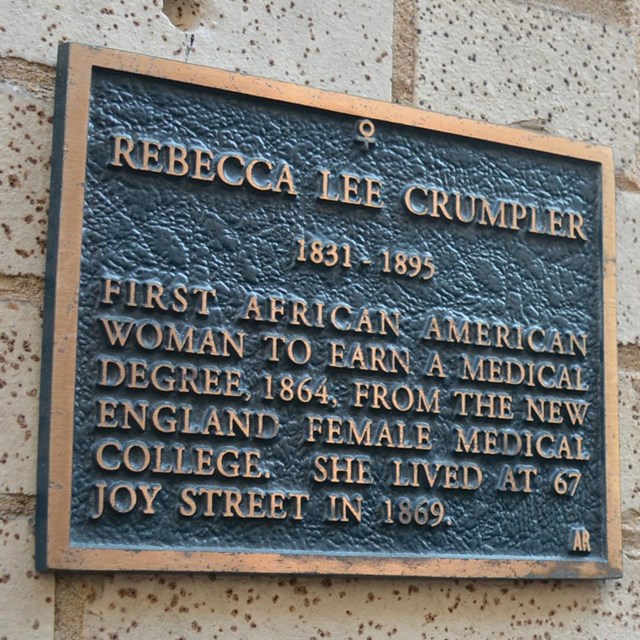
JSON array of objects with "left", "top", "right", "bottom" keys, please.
[
  {"left": 0, "top": 514, "right": 54, "bottom": 639},
  {"left": 0, "top": 0, "right": 393, "bottom": 100},
  {"left": 55, "top": 575, "right": 99, "bottom": 640},
  {"left": 1, "top": 3, "right": 639, "bottom": 640},
  {"left": 619, "top": 372, "right": 640, "bottom": 561},
  {"left": 619, "top": 344, "right": 640, "bottom": 373},
  {"left": 620, "top": 373, "right": 640, "bottom": 512},
  {"left": 415, "top": 0, "right": 638, "bottom": 175},
  {"left": 0, "top": 299, "right": 42, "bottom": 494},
  {"left": 79, "top": 560, "right": 640, "bottom": 639},
  {"left": 530, "top": 0, "right": 633, "bottom": 26},
  {"left": 618, "top": 191, "right": 640, "bottom": 345},
  {"left": 0, "top": 82, "right": 52, "bottom": 277},
  {"left": 392, "top": 0, "right": 418, "bottom": 104}
]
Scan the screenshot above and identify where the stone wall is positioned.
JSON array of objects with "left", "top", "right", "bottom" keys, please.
[{"left": 0, "top": 1, "right": 638, "bottom": 638}]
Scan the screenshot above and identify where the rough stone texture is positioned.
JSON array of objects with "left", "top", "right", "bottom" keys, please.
[
  {"left": 617, "top": 191, "right": 640, "bottom": 346},
  {"left": 531, "top": 0, "right": 634, "bottom": 26},
  {"left": 0, "top": 0, "right": 638, "bottom": 639},
  {"left": 77, "top": 562, "right": 640, "bottom": 640},
  {"left": 0, "top": 514, "right": 55, "bottom": 639},
  {"left": 0, "top": 299, "right": 42, "bottom": 494},
  {"left": 0, "top": 82, "right": 52, "bottom": 277},
  {"left": 392, "top": 0, "right": 417, "bottom": 104},
  {"left": 414, "top": 0, "right": 639, "bottom": 176},
  {"left": 54, "top": 575, "right": 97, "bottom": 640},
  {"left": 620, "top": 373, "right": 640, "bottom": 558},
  {"left": 0, "top": 0, "right": 393, "bottom": 100}
]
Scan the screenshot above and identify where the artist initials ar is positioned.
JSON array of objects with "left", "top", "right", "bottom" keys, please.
[{"left": 570, "top": 527, "right": 591, "bottom": 553}]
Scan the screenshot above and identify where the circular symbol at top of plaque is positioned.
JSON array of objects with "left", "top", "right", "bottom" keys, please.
[
  {"left": 358, "top": 119, "right": 375, "bottom": 138},
  {"left": 355, "top": 118, "right": 377, "bottom": 150}
]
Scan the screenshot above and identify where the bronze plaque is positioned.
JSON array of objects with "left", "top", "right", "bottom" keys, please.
[{"left": 36, "top": 44, "right": 621, "bottom": 578}]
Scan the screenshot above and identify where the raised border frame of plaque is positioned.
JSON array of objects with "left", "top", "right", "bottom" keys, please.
[{"left": 36, "top": 43, "right": 621, "bottom": 578}]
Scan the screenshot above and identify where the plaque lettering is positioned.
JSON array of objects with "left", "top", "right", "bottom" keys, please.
[{"left": 36, "top": 44, "right": 620, "bottom": 578}]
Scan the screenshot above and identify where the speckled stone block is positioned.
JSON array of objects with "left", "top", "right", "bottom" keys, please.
[
  {"left": 0, "top": 82, "right": 52, "bottom": 277},
  {"left": 0, "top": 0, "right": 393, "bottom": 100},
  {"left": 620, "top": 371, "right": 640, "bottom": 514},
  {"left": 414, "top": 0, "right": 638, "bottom": 174},
  {"left": 531, "top": 0, "right": 633, "bottom": 26},
  {"left": 0, "top": 300, "right": 42, "bottom": 494},
  {"left": 620, "top": 370, "right": 640, "bottom": 562},
  {"left": 79, "top": 562, "right": 640, "bottom": 640},
  {"left": 617, "top": 191, "right": 640, "bottom": 346},
  {"left": 0, "top": 514, "right": 54, "bottom": 640}
]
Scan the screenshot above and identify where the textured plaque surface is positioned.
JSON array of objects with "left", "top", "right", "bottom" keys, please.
[{"left": 37, "top": 44, "right": 620, "bottom": 578}]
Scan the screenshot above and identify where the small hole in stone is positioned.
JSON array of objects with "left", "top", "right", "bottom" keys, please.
[{"left": 163, "top": 0, "right": 205, "bottom": 31}]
